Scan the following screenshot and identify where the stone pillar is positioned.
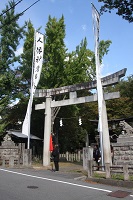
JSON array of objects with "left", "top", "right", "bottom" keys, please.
[
  {"left": 2, "top": 157, "right": 6, "bottom": 167},
  {"left": 23, "top": 149, "right": 32, "bottom": 166},
  {"left": 83, "top": 147, "right": 93, "bottom": 170},
  {"left": 88, "top": 160, "right": 93, "bottom": 177},
  {"left": 9, "top": 156, "right": 14, "bottom": 167},
  {"left": 43, "top": 96, "right": 52, "bottom": 166},
  {"left": 66, "top": 151, "right": 69, "bottom": 161},
  {"left": 123, "top": 164, "right": 129, "bottom": 181},
  {"left": 105, "top": 163, "right": 111, "bottom": 179},
  {"left": 77, "top": 150, "right": 81, "bottom": 162},
  {"left": 18, "top": 143, "right": 25, "bottom": 164}
]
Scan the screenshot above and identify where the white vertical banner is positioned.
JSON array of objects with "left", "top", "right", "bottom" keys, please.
[
  {"left": 22, "top": 99, "right": 30, "bottom": 136},
  {"left": 22, "top": 30, "right": 44, "bottom": 149},
  {"left": 31, "top": 31, "right": 44, "bottom": 96},
  {"left": 92, "top": 3, "right": 104, "bottom": 166}
]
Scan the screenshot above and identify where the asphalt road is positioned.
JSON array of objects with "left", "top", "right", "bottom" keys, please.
[{"left": 0, "top": 167, "right": 133, "bottom": 200}]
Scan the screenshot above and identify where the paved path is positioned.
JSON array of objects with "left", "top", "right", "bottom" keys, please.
[
  {"left": 33, "top": 162, "right": 84, "bottom": 173},
  {"left": 32, "top": 161, "right": 133, "bottom": 189}
]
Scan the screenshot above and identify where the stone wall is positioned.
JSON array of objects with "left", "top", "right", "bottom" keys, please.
[
  {"left": 0, "top": 136, "right": 20, "bottom": 163},
  {"left": 0, "top": 134, "right": 32, "bottom": 167},
  {"left": 112, "top": 142, "right": 133, "bottom": 166}
]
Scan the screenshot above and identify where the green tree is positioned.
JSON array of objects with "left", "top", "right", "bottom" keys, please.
[
  {"left": 40, "top": 15, "right": 67, "bottom": 89},
  {"left": 119, "top": 75, "right": 133, "bottom": 101},
  {"left": 19, "top": 20, "right": 35, "bottom": 96},
  {"left": 99, "top": 40, "right": 112, "bottom": 62},
  {"left": 104, "top": 75, "right": 133, "bottom": 134},
  {"left": 0, "top": 0, "right": 25, "bottom": 133},
  {"left": 98, "top": 0, "right": 133, "bottom": 22},
  {"left": 63, "top": 38, "right": 112, "bottom": 85},
  {"left": 64, "top": 38, "right": 95, "bottom": 85}
]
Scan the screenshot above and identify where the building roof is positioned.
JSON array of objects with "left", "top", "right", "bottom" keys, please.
[
  {"left": 89, "top": 116, "right": 133, "bottom": 124},
  {"left": 7, "top": 130, "right": 42, "bottom": 140}
]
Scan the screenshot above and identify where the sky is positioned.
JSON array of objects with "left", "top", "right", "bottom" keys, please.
[{"left": 0, "top": 0, "right": 133, "bottom": 78}]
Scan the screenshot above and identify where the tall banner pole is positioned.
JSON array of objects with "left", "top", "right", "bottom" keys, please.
[
  {"left": 92, "top": 3, "right": 104, "bottom": 166},
  {"left": 92, "top": 3, "right": 111, "bottom": 166},
  {"left": 27, "top": 30, "right": 36, "bottom": 149},
  {"left": 22, "top": 30, "right": 44, "bottom": 149}
]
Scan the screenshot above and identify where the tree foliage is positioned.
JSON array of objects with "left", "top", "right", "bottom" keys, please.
[
  {"left": 40, "top": 15, "right": 67, "bottom": 89},
  {"left": 64, "top": 38, "right": 95, "bottom": 85},
  {"left": 99, "top": 0, "right": 133, "bottom": 22},
  {"left": 99, "top": 40, "right": 112, "bottom": 62},
  {"left": 19, "top": 20, "right": 35, "bottom": 96},
  {"left": 0, "top": 0, "right": 25, "bottom": 133},
  {"left": 105, "top": 75, "right": 133, "bottom": 124},
  {"left": 119, "top": 75, "right": 133, "bottom": 101}
]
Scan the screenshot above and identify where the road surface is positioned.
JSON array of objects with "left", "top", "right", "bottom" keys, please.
[{"left": 0, "top": 167, "right": 132, "bottom": 200}]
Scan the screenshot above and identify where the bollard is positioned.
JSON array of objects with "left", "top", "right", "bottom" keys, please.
[
  {"left": 9, "top": 156, "right": 14, "bottom": 167},
  {"left": 16, "top": 157, "right": 20, "bottom": 167},
  {"left": 123, "top": 164, "right": 129, "bottom": 181},
  {"left": 88, "top": 160, "right": 93, "bottom": 177},
  {"left": 66, "top": 151, "right": 68, "bottom": 161},
  {"left": 2, "top": 157, "right": 5, "bottom": 167},
  {"left": 23, "top": 149, "right": 32, "bottom": 166},
  {"left": 78, "top": 150, "right": 81, "bottom": 162},
  {"left": 105, "top": 163, "right": 111, "bottom": 179}
]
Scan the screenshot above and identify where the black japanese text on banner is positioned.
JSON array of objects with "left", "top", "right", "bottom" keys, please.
[{"left": 31, "top": 31, "right": 44, "bottom": 96}]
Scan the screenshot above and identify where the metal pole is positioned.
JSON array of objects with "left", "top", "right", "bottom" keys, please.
[
  {"left": 92, "top": 4, "right": 111, "bottom": 166},
  {"left": 92, "top": 4, "right": 104, "bottom": 166},
  {"left": 27, "top": 30, "right": 36, "bottom": 149}
]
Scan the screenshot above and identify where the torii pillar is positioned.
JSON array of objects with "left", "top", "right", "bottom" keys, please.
[{"left": 43, "top": 95, "right": 52, "bottom": 166}]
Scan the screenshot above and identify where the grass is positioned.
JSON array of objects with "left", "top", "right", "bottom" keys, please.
[
  {"left": 129, "top": 176, "right": 133, "bottom": 181},
  {"left": 111, "top": 173, "right": 124, "bottom": 181},
  {"left": 93, "top": 172, "right": 124, "bottom": 180},
  {"left": 93, "top": 172, "right": 133, "bottom": 181},
  {"left": 93, "top": 172, "right": 106, "bottom": 179}
]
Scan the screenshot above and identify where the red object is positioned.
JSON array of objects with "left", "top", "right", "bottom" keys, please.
[{"left": 49, "top": 135, "right": 53, "bottom": 151}]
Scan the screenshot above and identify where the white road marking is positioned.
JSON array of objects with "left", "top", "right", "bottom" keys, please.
[{"left": 0, "top": 168, "right": 112, "bottom": 193}]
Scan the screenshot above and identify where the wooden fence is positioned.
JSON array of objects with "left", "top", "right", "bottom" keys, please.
[
  {"left": 33, "top": 151, "right": 83, "bottom": 162},
  {"left": 60, "top": 151, "right": 82, "bottom": 162}
]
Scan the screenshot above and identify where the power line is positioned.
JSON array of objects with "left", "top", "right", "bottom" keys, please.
[
  {"left": 0, "top": 0, "right": 40, "bottom": 30},
  {"left": 21, "top": 0, "right": 40, "bottom": 15},
  {"left": 0, "top": 0, "right": 23, "bottom": 17}
]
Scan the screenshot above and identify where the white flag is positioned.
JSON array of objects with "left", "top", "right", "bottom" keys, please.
[
  {"left": 31, "top": 31, "right": 44, "bottom": 96},
  {"left": 22, "top": 100, "right": 30, "bottom": 136},
  {"left": 92, "top": 3, "right": 103, "bottom": 132},
  {"left": 92, "top": 4, "right": 106, "bottom": 166},
  {"left": 92, "top": 3, "right": 100, "bottom": 80},
  {"left": 22, "top": 31, "right": 44, "bottom": 137}
]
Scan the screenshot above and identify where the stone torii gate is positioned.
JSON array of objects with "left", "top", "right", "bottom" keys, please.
[{"left": 35, "top": 68, "right": 126, "bottom": 166}]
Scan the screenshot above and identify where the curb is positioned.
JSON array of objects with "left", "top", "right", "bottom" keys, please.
[
  {"left": 74, "top": 176, "right": 87, "bottom": 181},
  {"left": 86, "top": 177, "right": 133, "bottom": 189}
]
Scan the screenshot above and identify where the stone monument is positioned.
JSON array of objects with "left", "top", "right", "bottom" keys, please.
[
  {"left": 112, "top": 121, "right": 133, "bottom": 166},
  {"left": 0, "top": 133, "right": 32, "bottom": 167},
  {"left": 0, "top": 134, "right": 20, "bottom": 167},
  {"left": 83, "top": 147, "right": 93, "bottom": 170}
]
